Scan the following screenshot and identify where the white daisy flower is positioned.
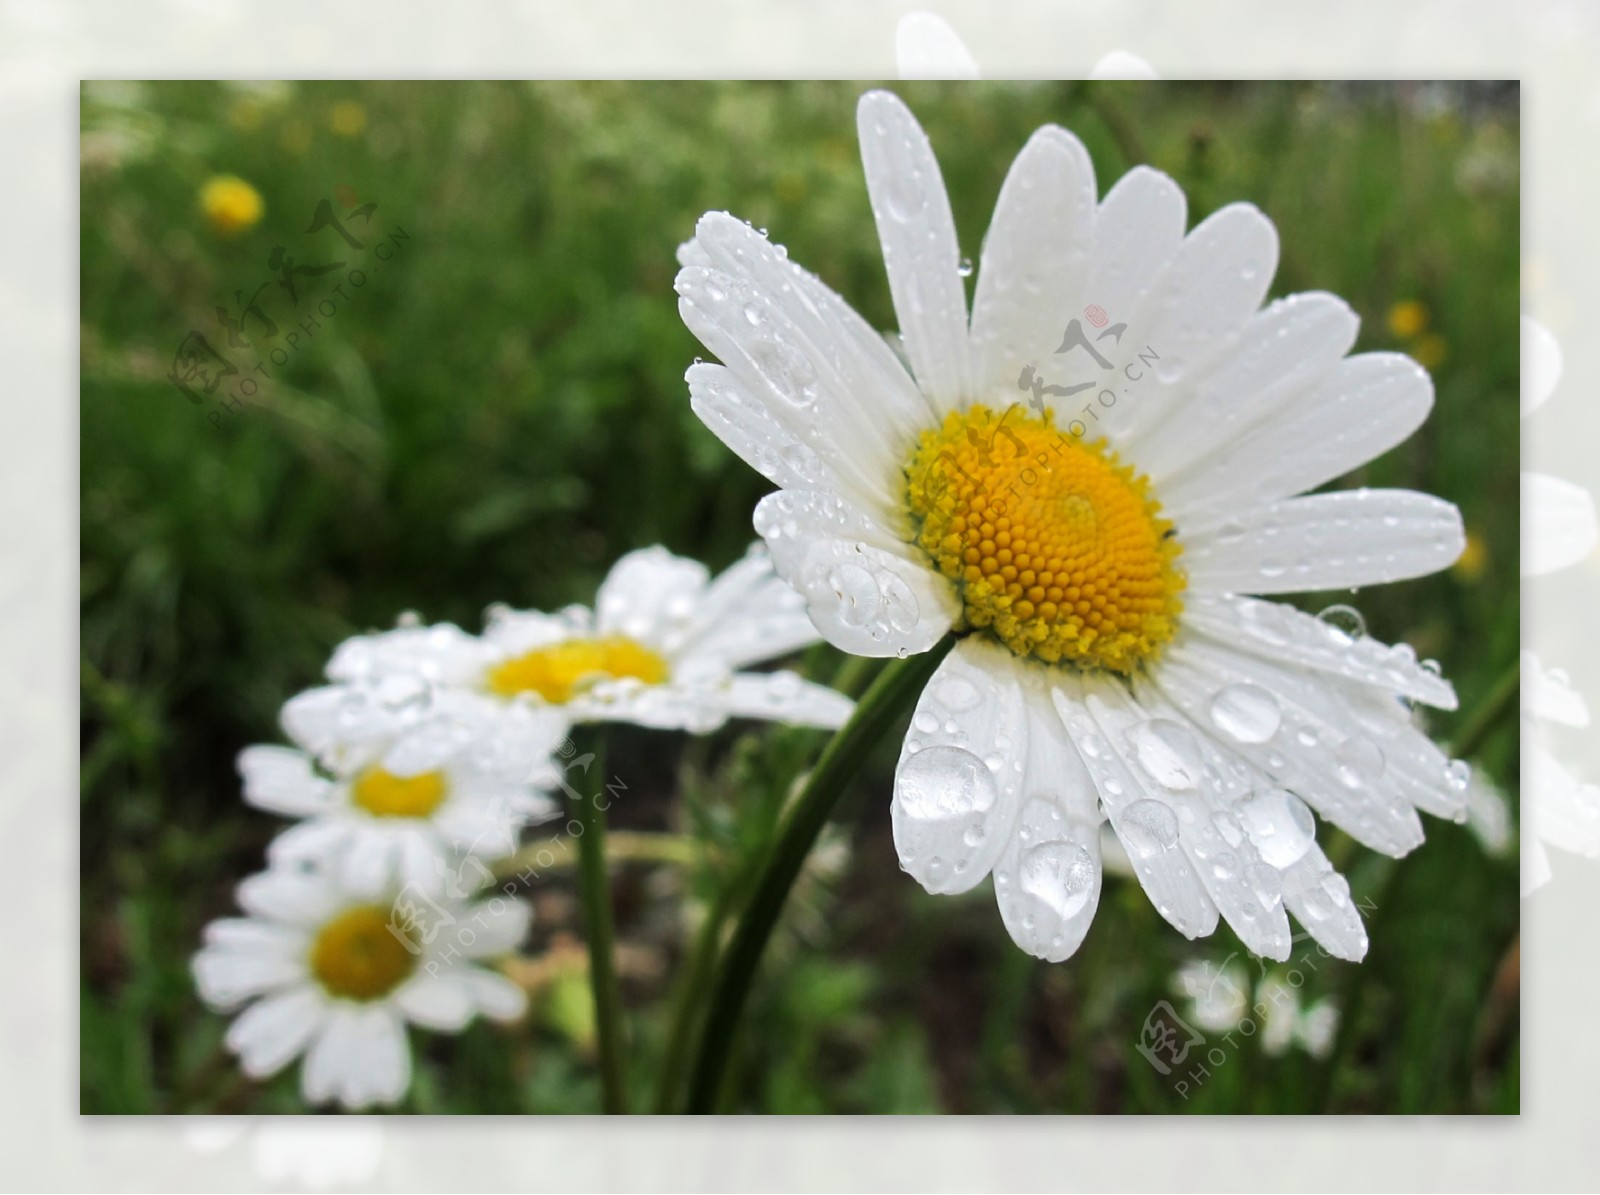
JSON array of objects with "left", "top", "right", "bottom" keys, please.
[
  {"left": 193, "top": 865, "right": 531, "bottom": 1111},
  {"left": 245, "top": 680, "right": 565, "bottom": 897},
  {"left": 321, "top": 544, "right": 854, "bottom": 735},
  {"left": 1174, "top": 958, "right": 1337, "bottom": 1058},
  {"left": 676, "top": 90, "right": 1472, "bottom": 964}
]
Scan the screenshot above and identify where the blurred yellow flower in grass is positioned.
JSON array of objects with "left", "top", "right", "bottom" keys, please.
[
  {"left": 1453, "top": 529, "right": 1488, "bottom": 582},
  {"left": 1412, "top": 332, "right": 1449, "bottom": 370},
  {"left": 1386, "top": 299, "right": 1429, "bottom": 339},
  {"left": 199, "top": 175, "right": 264, "bottom": 237},
  {"left": 330, "top": 100, "right": 368, "bottom": 137}
]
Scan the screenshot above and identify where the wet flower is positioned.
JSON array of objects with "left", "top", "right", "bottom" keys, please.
[
  {"left": 192, "top": 865, "right": 530, "bottom": 1110},
  {"left": 678, "top": 90, "right": 1471, "bottom": 963}
]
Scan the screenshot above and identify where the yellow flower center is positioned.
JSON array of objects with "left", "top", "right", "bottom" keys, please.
[
  {"left": 351, "top": 767, "right": 448, "bottom": 818},
  {"left": 905, "top": 404, "right": 1185, "bottom": 674},
  {"left": 308, "top": 905, "right": 418, "bottom": 1001},
  {"left": 486, "top": 636, "right": 671, "bottom": 704}
]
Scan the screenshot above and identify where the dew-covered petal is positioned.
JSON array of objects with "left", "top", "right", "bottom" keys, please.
[
  {"left": 1053, "top": 681, "right": 1219, "bottom": 940},
  {"left": 1523, "top": 650, "right": 1589, "bottom": 728},
  {"left": 1084, "top": 166, "right": 1186, "bottom": 344},
  {"left": 1523, "top": 470, "right": 1598, "bottom": 576},
  {"left": 301, "top": 1005, "right": 411, "bottom": 1110},
  {"left": 713, "top": 671, "right": 855, "bottom": 729},
  {"left": 1182, "top": 594, "right": 1457, "bottom": 711},
  {"left": 239, "top": 745, "right": 337, "bottom": 817},
  {"left": 593, "top": 545, "right": 710, "bottom": 645},
  {"left": 1528, "top": 737, "right": 1600, "bottom": 860},
  {"left": 672, "top": 543, "right": 826, "bottom": 672},
  {"left": 857, "top": 89, "right": 971, "bottom": 410},
  {"left": 968, "top": 124, "right": 1097, "bottom": 398},
  {"left": 193, "top": 925, "right": 310, "bottom": 1010},
  {"left": 1183, "top": 489, "right": 1464, "bottom": 595},
  {"left": 1134, "top": 292, "right": 1358, "bottom": 483},
  {"left": 236, "top": 867, "right": 346, "bottom": 928},
  {"left": 754, "top": 489, "right": 958, "bottom": 657},
  {"left": 892, "top": 639, "right": 1029, "bottom": 894},
  {"left": 1162, "top": 352, "right": 1433, "bottom": 523},
  {"left": 1281, "top": 845, "right": 1368, "bottom": 961},
  {"left": 991, "top": 799, "right": 1102, "bottom": 963},
  {"left": 393, "top": 973, "right": 475, "bottom": 1031},
  {"left": 325, "top": 624, "right": 488, "bottom": 688}
]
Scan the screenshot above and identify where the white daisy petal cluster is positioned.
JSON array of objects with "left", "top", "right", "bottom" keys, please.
[
  {"left": 678, "top": 90, "right": 1472, "bottom": 966},
  {"left": 194, "top": 541, "right": 849, "bottom": 1108},
  {"left": 193, "top": 866, "right": 531, "bottom": 1109},
  {"left": 321, "top": 544, "right": 853, "bottom": 735}
]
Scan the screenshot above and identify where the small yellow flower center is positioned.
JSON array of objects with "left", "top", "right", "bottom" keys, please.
[
  {"left": 905, "top": 404, "right": 1185, "bottom": 674},
  {"left": 351, "top": 767, "right": 448, "bottom": 819},
  {"left": 486, "top": 637, "right": 671, "bottom": 704},
  {"left": 308, "top": 905, "right": 418, "bottom": 1001}
]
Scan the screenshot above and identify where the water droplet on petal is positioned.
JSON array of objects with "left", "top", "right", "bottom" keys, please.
[
  {"left": 1238, "top": 787, "right": 1317, "bottom": 868},
  {"left": 1128, "top": 719, "right": 1204, "bottom": 790},
  {"left": 1209, "top": 684, "right": 1282, "bottom": 744},
  {"left": 1019, "top": 840, "right": 1095, "bottom": 920},
  {"left": 1316, "top": 603, "right": 1367, "bottom": 643},
  {"left": 1120, "top": 799, "right": 1180, "bottom": 860},
  {"left": 1334, "top": 736, "right": 1386, "bottom": 788},
  {"left": 896, "top": 745, "right": 998, "bottom": 821}
]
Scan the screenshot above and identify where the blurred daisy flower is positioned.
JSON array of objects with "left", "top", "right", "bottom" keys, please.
[
  {"left": 1522, "top": 651, "right": 1600, "bottom": 891},
  {"left": 199, "top": 174, "right": 264, "bottom": 237},
  {"left": 323, "top": 545, "right": 853, "bottom": 734},
  {"left": 677, "top": 90, "right": 1471, "bottom": 964},
  {"left": 1175, "top": 958, "right": 1338, "bottom": 1058},
  {"left": 243, "top": 679, "right": 565, "bottom": 896},
  {"left": 192, "top": 865, "right": 531, "bottom": 1110}
]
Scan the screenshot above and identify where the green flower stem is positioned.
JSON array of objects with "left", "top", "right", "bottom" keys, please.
[
  {"left": 653, "top": 875, "right": 742, "bottom": 1113},
  {"left": 569, "top": 733, "right": 629, "bottom": 1113},
  {"left": 684, "top": 636, "right": 956, "bottom": 1113},
  {"left": 491, "top": 830, "right": 694, "bottom": 882}
]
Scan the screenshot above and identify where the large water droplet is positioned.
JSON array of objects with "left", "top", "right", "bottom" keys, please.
[
  {"left": 827, "top": 564, "right": 882, "bottom": 627},
  {"left": 750, "top": 339, "right": 818, "bottom": 407},
  {"left": 1128, "top": 719, "right": 1204, "bottom": 791},
  {"left": 896, "top": 745, "right": 998, "bottom": 820},
  {"left": 1317, "top": 603, "right": 1367, "bottom": 643},
  {"left": 1237, "top": 787, "right": 1317, "bottom": 868},
  {"left": 1019, "top": 840, "right": 1096, "bottom": 920},
  {"left": 1119, "top": 799, "right": 1180, "bottom": 860},
  {"left": 1334, "top": 736, "right": 1385, "bottom": 789},
  {"left": 1209, "top": 683, "right": 1282, "bottom": 744},
  {"left": 936, "top": 676, "right": 981, "bottom": 712}
]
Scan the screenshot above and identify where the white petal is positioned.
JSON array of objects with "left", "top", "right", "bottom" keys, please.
[
  {"left": 967, "top": 124, "right": 1097, "bottom": 398},
  {"left": 457, "top": 898, "right": 533, "bottom": 959},
  {"left": 279, "top": 686, "right": 390, "bottom": 772},
  {"left": 1280, "top": 845, "right": 1368, "bottom": 961},
  {"left": 238, "top": 745, "right": 336, "bottom": 817},
  {"left": 670, "top": 544, "right": 822, "bottom": 671},
  {"left": 1160, "top": 639, "right": 1432, "bottom": 852},
  {"left": 716, "top": 672, "right": 855, "bottom": 729},
  {"left": 1071, "top": 679, "right": 1294, "bottom": 960},
  {"left": 224, "top": 985, "right": 326, "bottom": 1077},
  {"left": 325, "top": 624, "right": 488, "bottom": 688},
  {"left": 393, "top": 973, "right": 474, "bottom": 1031},
  {"left": 1182, "top": 594, "right": 1457, "bottom": 711},
  {"left": 1523, "top": 470, "right": 1598, "bottom": 576},
  {"left": 301, "top": 1006, "right": 411, "bottom": 1110},
  {"left": 1162, "top": 353, "right": 1433, "bottom": 524},
  {"left": 1521, "top": 314, "right": 1562, "bottom": 418},
  {"left": 1134, "top": 292, "right": 1359, "bottom": 484},
  {"left": 1523, "top": 651, "right": 1589, "bottom": 727},
  {"left": 755, "top": 490, "right": 958, "bottom": 657},
  {"left": 236, "top": 867, "right": 345, "bottom": 927},
  {"left": 1101, "top": 203, "right": 1279, "bottom": 445},
  {"left": 991, "top": 799, "right": 1102, "bottom": 963},
  {"left": 892, "top": 640, "right": 1030, "bottom": 895},
  {"left": 687, "top": 363, "right": 842, "bottom": 493},
  {"left": 1528, "top": 738, "right": 1600, "bottom": 859},
  {"left": 675, "top": 254, "right": 911, "bottom": 514},
  {"left": 338, "top": 832, "right": 398, "bottom": 898},
  {"left": 1063, "top": 682, "right": 1220, "bottom": 940},
  {"left": 193, "top": 935, "right": 307, "bottom": 1010},
  {"left": 266, "top": 818, "right": 354, "bottom": 871},
  {"left": 593, "top": 545, "right": 709, "bottom": 644},
  {"left": 1084, "top": 166, "right": 1186, "bottom": 350},
  {"left": 894, "top": 11, "right": 979, "bottom": 79},
  {"left": 856, "top": 89, "right": 971, "bottom": 409},
  {"left": 459, "top": 968, "right": 529, "bottom": 1022},
  {"left": 1183, "top": 489, "right": 1464, "bottom": 595},
  {"left": 480, "top": 605, "right": 589, "bottom": 656}
]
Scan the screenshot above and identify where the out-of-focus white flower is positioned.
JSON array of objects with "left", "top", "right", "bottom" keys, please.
[
  {"left": 1523, "top": 651, "right": 1600, "bottom": 893},
  {"left": 678, "top": 89, "right": 1470, "bottom": 965},
  {"left": 245, "top": 680, "right": 564, "bottom": 897},
  {"left": 321, "top": 545, "right": 853, "bottom": 735},
  {"left": 193, "top": 865, "right": 530, "bottom": 1111},
  {"left": 1522, "top": 316, "right": 1597, "bottom": 576},
  {"left": 1176, "top": 960, "right": 1338, "bottom": 1058}
]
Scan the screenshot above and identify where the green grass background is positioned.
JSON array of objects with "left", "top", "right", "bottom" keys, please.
[{"left": 80, "top": 80, "right": 1520, "bottom": 1114}]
